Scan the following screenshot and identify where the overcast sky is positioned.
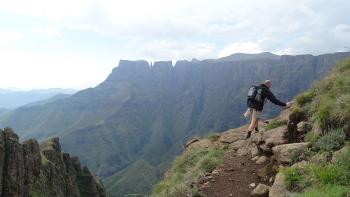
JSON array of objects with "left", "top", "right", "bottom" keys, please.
[{"left": 0, "top": 0, "right": 349, "bottom": 89}]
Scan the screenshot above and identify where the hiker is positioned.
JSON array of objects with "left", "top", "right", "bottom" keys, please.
[{"left": 244, "top": 80, "right": 292, "bottom": 139}]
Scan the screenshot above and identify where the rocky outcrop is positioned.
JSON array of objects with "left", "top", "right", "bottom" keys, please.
[
  {"left": 0, "top": 127, "right": 106, "bottom": 197},
  {"left": 272, "top": 143, "right": 310, "bottom": 164},
  {"left": 269, "top": 172, "right": 290, "bottom": 197},
  {"left": 251, "top": 183, "right": 270, "bottom": 197}
]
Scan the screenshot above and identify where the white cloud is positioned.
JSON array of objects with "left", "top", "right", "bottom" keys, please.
[
  {"left": 0, "top": 50, "right": 114, "bottom": 89},
  {"left": 218, "top": 42, "right": 263, "bottom": 57},
  {"left": 0, "top": 0, "right": 350, "bottom": 89},
  {"left": 32, "top": 26, "right": 62, "bottom": 38},
  {"left": 0, "top": 30, "right": 25, "bottom": 46}
]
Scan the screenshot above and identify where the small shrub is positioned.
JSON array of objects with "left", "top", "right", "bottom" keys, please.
[
  {"left": 199, "top": 156, "right": 220, "bottom": 172},
  {"left": 282, "top": 167, "right": 303, "bottom": 190},
  {"left": 264, "top": 119, "right": 288, "bottom": 130},
  {"left": 314, "top": 128, "right": 346, "bottom": 152}
]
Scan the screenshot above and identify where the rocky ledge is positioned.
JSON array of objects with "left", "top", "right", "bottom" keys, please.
[{"left": 0, "top": 127, "right": 106, "bottom": 197}]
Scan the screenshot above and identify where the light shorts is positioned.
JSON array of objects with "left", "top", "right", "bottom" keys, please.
[{"left": 244, "top": 108, "right": 261, "bottom": 119}]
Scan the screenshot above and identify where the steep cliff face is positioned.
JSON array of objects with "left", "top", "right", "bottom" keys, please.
[{"left": 0, "top": 127, "right": 106, "bottom": 197}]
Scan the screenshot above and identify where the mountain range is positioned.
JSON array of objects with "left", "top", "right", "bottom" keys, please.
[
  {"left": 1, "top": 52, "right": 350, "bottom": 196},
  {"left": 0, "top": 88, "right": 77, "bottom": 109}
]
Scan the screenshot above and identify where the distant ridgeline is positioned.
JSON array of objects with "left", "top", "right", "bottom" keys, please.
[
  {"left": 0, "top": 128, "right": 106, "bottom": 197},
  {"left": 0, "top": 52, "right": 349, "bottom": 196}
]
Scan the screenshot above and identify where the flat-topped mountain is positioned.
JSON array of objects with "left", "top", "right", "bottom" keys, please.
[
  {"left": 1, "top": 52, "right": 349, "bottom": 196},
  {"left": 215, "top": 52, "right": 280, "bottom": 62},
  {"left": 0, "top": 127, "right": 106, "bottom": 197}
]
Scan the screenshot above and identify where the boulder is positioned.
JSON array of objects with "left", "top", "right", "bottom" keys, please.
[
  {"left": 259, "top": 144, "right": 272, "bottom": 153},
  {"left": 310, "top": 152, "right": 331, "bottom": 163},
  {"left": 229, "top": 140, "right": 245, "bottom": 150},
  {"left": 272, "top": 143, "right": 310, "bottom": 164},
  {"left": 251, "top": 183, "right": 270, "bottom": 197},
  {"left": 256, "top": 156, "right": 269, "bottom": 165},
  {"left": 237, "top": 146, "right": 250, "bottom": 157},
  {"left": 257, "top": 159, "right": 276, "bottom": 179},
  {"left": 252, "top": 156, "right": 260, "bottom": 161},
  {"left": 219, "top": 127, "right": 247, "bottom": 143},
  {"left": 185, "top": 138, "right": 200, "bottom": 148},
  {"left": 278, "top": 108, "right": 292, "bottom": 122},
  {"left": 185, "top": 139, "right": 213, "bottom": 151},
  {"left": 264, "top": 126, "right": 288, "bottom": 148},
  {"left": 297, "top": 121, "right": 312, "bottom": 133},
  {"left": 251, "top": 144, "right": 260, "bottom": 157},
  {"left": 251, "top": 132, "right": 264, "bottom": 144},
  {"left": 331, "top": 146, "right": 349, "bottom": 163},
  {"left": 269, "top": 172, "right": 290, "bottom": 197}
]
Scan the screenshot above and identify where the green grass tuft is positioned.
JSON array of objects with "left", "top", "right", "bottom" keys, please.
[
  {"left": 282, "top": 167, "right": 303, "bottom": 190},
  {"left": 304, "top": 132, "right": 321, "bottom": 145},
  {"left": 264, "top": 119, "right": 288, "bottom": 131},
  {"left": 294, "top": 184, "right": 350, "bottom": 197},
  {"left": 296, "top": 89, "right": 316, "bottom": 106}
]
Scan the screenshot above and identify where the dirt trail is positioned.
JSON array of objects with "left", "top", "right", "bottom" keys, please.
[{"left": 200, "top": 149, "right": 271, "bottom": 197}]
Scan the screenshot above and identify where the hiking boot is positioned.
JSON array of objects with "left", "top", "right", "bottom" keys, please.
[
  {"left": 245, "top": 131, "right": 252, "bottom": 140},
  {"left": 254, "top": 127, "right": 259, "bottom": 133}
]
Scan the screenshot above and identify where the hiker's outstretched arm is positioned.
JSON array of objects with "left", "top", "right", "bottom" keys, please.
[{"left": 266, "top": 91, "right": 286, "bottom": 107}]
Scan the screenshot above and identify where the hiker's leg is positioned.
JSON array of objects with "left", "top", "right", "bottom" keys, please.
[
  {"left": 245, "top": 118, "right": 256, "bottom": 139},
  {"left": 254, "top": 119, "right": 260, "bottom": 132},
  {"left": 253, "top": 110, "right": 261, "bottom": 132},
  {"left": 248, "top": 117, "right": 258, "bottom": 132}
]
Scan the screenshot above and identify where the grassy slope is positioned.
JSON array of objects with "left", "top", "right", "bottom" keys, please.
[
  {"left": 150, "top": 142, "right": 226, "bottom": 197},
  {"left": 284, "top": 59, "right": 350, "bottom": 196}
]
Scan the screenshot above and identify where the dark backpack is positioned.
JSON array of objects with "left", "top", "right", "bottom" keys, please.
[{"left": 247, "top": 85, "right": 263, "bottom": 103}]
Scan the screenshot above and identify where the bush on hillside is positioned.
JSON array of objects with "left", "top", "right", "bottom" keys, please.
[{"left": 313, "top": 128, "right": 346, "bottom": 152}]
